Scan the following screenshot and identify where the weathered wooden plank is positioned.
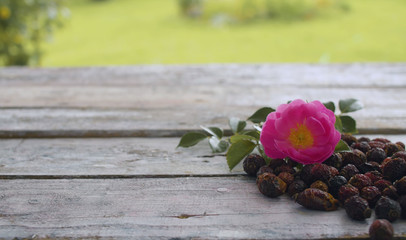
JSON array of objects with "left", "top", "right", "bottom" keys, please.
[
  {"left": 1, "top": 64, "right": 405, "bottom": 87},
  {"left": 0, "top": 64, "right": 405, "bottom": 137},
  {"left": 0, "top": 177, "right": 405, "bottom": 240},
  {"left": 0, "top": 135, "right": 405, "bottom": 177},
  {"left": 0, "top": 138, "right": 237, "bottom": 177}
]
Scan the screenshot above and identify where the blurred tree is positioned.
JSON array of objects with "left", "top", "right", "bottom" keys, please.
[{"left": 0, "top": 0, "right": 68, "bottom": 66}]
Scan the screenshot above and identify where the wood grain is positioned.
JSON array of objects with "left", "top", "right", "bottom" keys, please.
[
  {"left": 0, "top": 64, "right": 405, "bottom": 137},
  {"left": 0, "top": 177, "right": 405, "bottom": 239},
  {"left": 1, "top": 135, "right": 405, "bottom": 177}
]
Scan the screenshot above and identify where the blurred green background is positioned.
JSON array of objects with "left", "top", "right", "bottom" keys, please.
[{"left": 1, "top": 0, "right": 405, "bottom": 66}]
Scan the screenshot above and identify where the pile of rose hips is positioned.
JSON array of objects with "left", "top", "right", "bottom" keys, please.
[{"left": 244, "top": 134, "right": 406, "bottom": 240}]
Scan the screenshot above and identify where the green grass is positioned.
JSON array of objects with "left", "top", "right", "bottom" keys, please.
[{"left": 42, "top": 0, "right": 406, "bottom": 66}]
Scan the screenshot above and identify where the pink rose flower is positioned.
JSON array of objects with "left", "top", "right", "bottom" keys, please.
[{"left": 260, "top": 99, "right": 341, "bottom": 165}]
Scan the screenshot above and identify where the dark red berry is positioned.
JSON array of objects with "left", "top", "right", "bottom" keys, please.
[
  {"left": 369, "top": 219, "right": 394, "bottom": 240},
  {"left": 375, "top": 196, "right": 401, "bottom": 222},
  {"left": 310, "top": 163, "right": 332, "bottom": 183},
  {"left": 341, "top": 133, "right": 357, "bottom": 146},
  {"left": 278, "top": 172, "right": 294, "bottom": 186},
  {"left": 323, "top": 153, "right": 343, "bottom": 170},
  {"left": 366, "top": 148, "right": 387, "bottom": 164},
  {"left": 256, "top": 165, "right": 274, "bottom": 177},
  {"left": 373, "top": 138, "right": 391, "bottom": 144},
  {"left": 358, "top": 136, "right": 370, "bottom": 142},
  {"left": 394, "top": 176, "right": 406, "bottom": 195},
  {"left": 382, "top": 157, "right": 406, "bottom": 182},
  {"left": 396, "top": 141, "right": 405, "bottom": 150},
  {"left": 328, "top": 175, "right": 347, "bottom": 198},
  {"left": 287, "top": 179, "right": 307, "bottom": 197},
  {"left": 341, "top": 150, "right": 366, "bottom": 168},
  {"left": 310, "top": 180, "right": 329, "bottom": 192},
  {"left": 344, "top": 195, "right": 372, "bottom": 220},
  {"left": 338, "top": 184, "right": 359, "bottom": 204},
  {"left": 360, "top": 186, "right": 381, "bottom": 208},
  {"left": 382, "top": 186, "right": 399, "bottom": 200},
  {"left": 397, "top": 195, "right": 406, "bottom": 219},
  {"left": 257, "top": 173, "right": 287, "bottom": 198},
  {"left": 392, "top": 151, "right": 406, "bottom": 161},
  {"left": 358, "top": 162, "right": 380, "bottom": 174},
  {"left": 351, "top": 141, "right": 371, "bottom": 154},
  {"left": 274, "top": 164, "right": 295, "bottom": 175},
  {"left": 340, "top": 164, "right": 359, "bottom": 180},
  {"left": 300, "top": 164, "right": 314, "bottom": 185},
  {"left": 369, "top": 141, "right": 386, "bottom": 149},
  {"left": 349, "top": 174, "right": 372, "bottom": 190},
  {"left": 295, "top": 188, "right": 339, "bottom": 211},
  {"left": 384, "top": 143, "right": 402, "bottom": 157},
  {"left": 374, "top": 179, "right": 392, "bottom": 192},
  {"left": 243, "top": 154, "right": 266, "bottom": 176},
  {"left": 365, "top": 171, "right": 383, "bottom": 183},
  {"left": 268, "top": 158, "right": 286, "bottom": 170}
]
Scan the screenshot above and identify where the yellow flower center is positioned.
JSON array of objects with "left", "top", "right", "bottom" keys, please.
[{"left": 288, "top": 124, "right": 314, "bottom": 150}]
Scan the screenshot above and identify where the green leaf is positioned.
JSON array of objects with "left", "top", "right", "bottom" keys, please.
[
  {"left": 247, "top": 107, "right": 275, "bottom": 123},
  {"left": 339, "top": 98, "right": 363, "bottom": 113},
  {"left": 177, "top": 132, "right": 207, "bottom": 148},
  {"left": 241, "top": 130, "right": 260, "bottom": 140},
  {"left": 340, "top": 115, "right": 357, "bottom": 134},
  {"left": 209, "top": 137, "right": 229, "bottom": 153},
  {"left": 226, "top": 140, "right": 257, "bottom": 170},
  {"left": 334, "top": 114, "right": 343, "bottom": 133},
  {"left": 200, "top": 126, "right": 223, "bottom": 139},
  {"left": 229, "top": 117, "right": 247, "bottom": 134},
  {"left": 230, "top": 134, "right": 258, "bottom": 144},
  {"left": 334, "top": 139, "right": 352, "bottom": 152},
  {"left": 323, "top": 101, "right": 335, "bottom": 113}
]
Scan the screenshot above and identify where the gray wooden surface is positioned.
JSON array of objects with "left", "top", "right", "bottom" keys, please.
[{"left": 0, "top": 64, "right": 405, "bottom": 239}]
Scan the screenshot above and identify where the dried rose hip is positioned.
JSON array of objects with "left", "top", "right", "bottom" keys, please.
[
  {"left": 360, "top": 186, "right": 381, "bottom": 208},
  {"left": 338, "top": 184, "right": 359, "bottom": 204},
  {"left": 366, "top": 148, "right": 387, "bottom": 164},
  {"left": 358, "top": 136, "right": 370, "bottom": 142},
  {"left": 300, "top": 164, "right": 314, "bottom": 185},
  {"left": 340, "top": 164, "right": 359, "bottom": 180},
  {"left": 375, "top": 196, "right": 401, "bottom": 222},
  {"left": 369, "top": 219, "right": 394, "bottom": 240},
  {"left": 243, "top": 154, "right": 266, "bottom": 176},
  {"left": 287, "top": 179, "right": 307, "bottom": 197},
  {"left": 257, "top": 173, "right": 287, "bottom": 198},
  {"left": 268, "top": 158, "right": 286, "bottom": 170},
  {"left": 398, "top": 195, "right": 406, "bottom": 219},
  {"left": 341, "top": 133, "right": 357, "bottom": 146},
  {"left": 341, "top": 150, "right": 366, "bottom": 168},
  {"left": 328, "top": 175, "right": 347, "bottom": 198},
  {"left": 382, "top": 186, "right": 399, "bottom": 200},
  {"left": 396, "top": 142, "right": 405, "bottom": 150},
  {"left": 382, "top": 157, "right": 406, "bottom": 182},
  {"left": 323, "top": 153, "right": 343, "bottom": 170},
  {"left": 278, "top": 172, "right": 294, "bottom": 186},
  {"left": 295, "top": 188, "right": 339, "bottom": 211},
  {"left": 384, "top": 143, "right": 402, "bottom": 157},
  {"left": 310, "top": 163, "right": 332, "bottom": 182},
  {"left": 310, "top": 180, "right": 329, "bottom": 193},
  {"left": 392, "top": 151, "right": 406, "bottom": 161},
  {"left": 394, "top": 176, "right": 406, "bottom": 195},
  {"left": 349, "top": 174, "right": 372, "bottom": 190},
  {"left": 352, "top": 141, "right": 371, "bottom": 154},
  {"left": 365, "top": 171, "right": 383, "bottom": 183},
  {"left": 358, "top": 162, "right": 380, "bottom": 174},
  {"left": 369, "top": 141, "right": 386, "bottom": 150},
  {"left": 344, "top": 195, "right": 372, "bottom": 220},
  {"left": 374, "top": 179, "right": 392, "bottom": 192},
  {"left": 256, "top": 165, "right": 274, "bottom": 177},
  {"left": 373, "top": 138, "right": 391, "bottom": 144}
]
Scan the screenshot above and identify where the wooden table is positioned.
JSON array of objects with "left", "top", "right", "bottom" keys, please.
[{"left": 0, "top": 64, "right": 405, "bottom": 239}]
